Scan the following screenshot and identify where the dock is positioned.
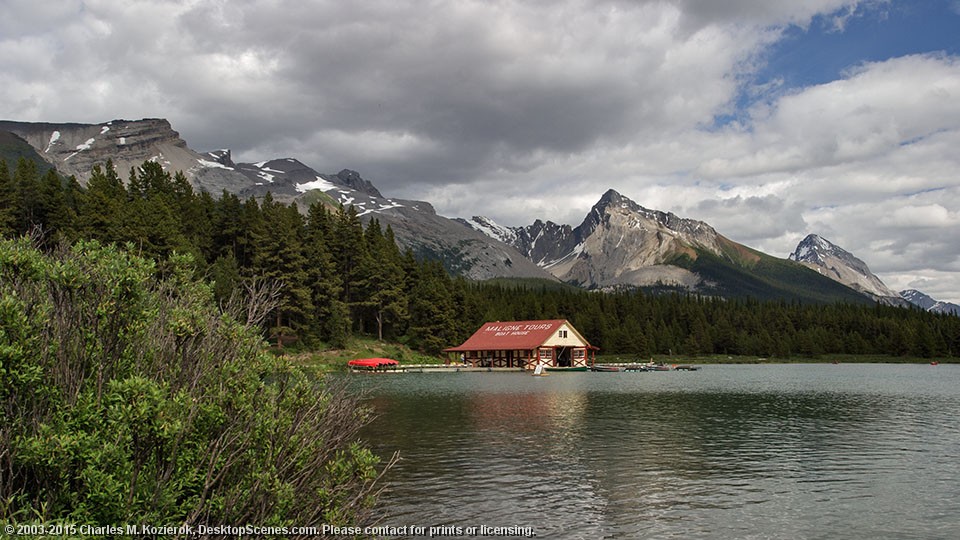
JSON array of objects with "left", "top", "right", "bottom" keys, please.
[
  {"left": 348, "top": 362, "right": 699, "bottom": 374},
  {"left": 349, "top": 364, "right": 525, "bottom": 374}
]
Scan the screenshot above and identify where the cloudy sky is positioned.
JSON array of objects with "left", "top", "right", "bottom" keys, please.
[{"left": 3, "top": 0, "right": 960, "bottom": 302}]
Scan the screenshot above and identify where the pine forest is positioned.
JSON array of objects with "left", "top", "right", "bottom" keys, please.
[{"left": 2, "top": 157, "right": 959, "bottom": 360}]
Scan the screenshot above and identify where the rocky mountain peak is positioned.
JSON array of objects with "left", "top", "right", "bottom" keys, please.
[
  {"left": 900, "top": 289, "right": 960, "bottom": 315},
  {"left": 789, "top": 234, "right": 903, "bottom": 302},
  {"left": 335, "top": 169, "right": 383, "bottom": 198},
  {"left": 588, "top": 189, "right": 716, "bottom": 240},
  {"left": 596, "top": 188, "right": 625, "bottom": 207},
  {"left": 900, "top": 289, "right": 937, "bottom": 310},
  {"left": 789, "top": 234, "right": 845, "bottom": 266},
  {"left": 591, "top": 188, "right": 645, "bottom": 219},
  {"left": 206, "top": 149, "right": 234, "bottom": 168},
  {"left": 462, "top": 189, "right": 729, "bottom": 289}
]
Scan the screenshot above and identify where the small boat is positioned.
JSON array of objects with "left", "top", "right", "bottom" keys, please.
[
  {"left": 673, "top": 364, "right": 699, "bottom": 371},
  {"left": 590, "top": 365, "right": 623, "bottom": 372},
  {"left": 931, "top": 361, "right": 940, "bottom": 366},
  {"left": 622, "top": 364, "right": 649, "bottom": 372}
]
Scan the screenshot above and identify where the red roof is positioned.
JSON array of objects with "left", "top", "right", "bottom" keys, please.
[{"left": 444, "top": 319, "right": 589, "bottom": 352}]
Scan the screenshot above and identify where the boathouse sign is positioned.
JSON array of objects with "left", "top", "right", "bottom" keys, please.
[{"left": 486, "top": 323, "right": 554, "bottom": 337}]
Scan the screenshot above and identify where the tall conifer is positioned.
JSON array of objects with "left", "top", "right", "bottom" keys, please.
[
  {"left": 305, "top": 202, "right": 349, "bottom": 347},
  {"left": 0, "top": 160, "right": 14, "bottom": 236}
]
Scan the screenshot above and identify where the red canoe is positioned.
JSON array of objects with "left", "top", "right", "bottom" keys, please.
[{"left": 348, "top": 358, "right": 399, "bottom": 369}]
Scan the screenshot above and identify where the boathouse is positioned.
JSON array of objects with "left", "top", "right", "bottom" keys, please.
[{"left": 444, "top": 319, "right": 596, "bottom": 370}]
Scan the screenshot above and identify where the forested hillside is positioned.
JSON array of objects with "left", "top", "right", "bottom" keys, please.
[{"left": 2, "top": 157, "right": 959, "bottom": 358}]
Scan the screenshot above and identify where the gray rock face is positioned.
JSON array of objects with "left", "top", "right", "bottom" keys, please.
[
  {"left": 1, "top": 117, "right": 554, "bottom": 281},
  {"left": 788, "top": 234, "right": 905, "bottom": 304},
  {"left": 0, "top": 118, "right": 256, "bottom": 194},
  {"left": 10, "top": 117, "right": 941, "bottom": 300},
  {"left": 333, "top": 169, "right": 383, "bottom": 198},
  {"left": 464, "top": 189, "right": 727, "bottom": 289},
  {"left": 550, "top": 189, "right": 725, "bottom": 288}
]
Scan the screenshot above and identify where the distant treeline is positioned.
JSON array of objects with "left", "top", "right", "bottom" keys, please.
[{"left": 2, "top": 157, "right": 958, "bottom": 358}]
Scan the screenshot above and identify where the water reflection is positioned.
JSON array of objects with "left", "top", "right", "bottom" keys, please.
[{"left": 358, "top": 366, "right": 960, "bottom": 539}]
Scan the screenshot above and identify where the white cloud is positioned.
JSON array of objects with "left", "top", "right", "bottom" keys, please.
[
  {"left": 698, "top": 54, "right": 960, "bottom": 179},
  {"left": 2, "top": 0, "right": 960, "bottom": 302}
]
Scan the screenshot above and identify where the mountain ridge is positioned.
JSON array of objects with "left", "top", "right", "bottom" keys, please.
[
  {"left": 900, "top": 289, "right": 960, "bottom": 315},
  {"left": 0, "top": 117, "right": 555, "bottom": 282},
  {"left": 787, "top": 234, "right": 905, "bottom": 305},
  {"left": 3, "top": 116, "right": 946, "bottom": 307},
  {"left": 461, "top": 191, "right": 871, "bottom": 304}
]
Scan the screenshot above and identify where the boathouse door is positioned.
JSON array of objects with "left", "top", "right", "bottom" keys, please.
[{"left": 557, "top": 347, "right": 571, "bottom": 367}]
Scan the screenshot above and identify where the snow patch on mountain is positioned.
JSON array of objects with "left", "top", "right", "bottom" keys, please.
[
  {"left": 295, "top": 176, "right": 337, "bottom": 193},
  {"left": 64, "top": 137, "right": 96, "bottom": 161},
  {"left": 45, "top": 131, "right": 60, "bottom": 152},
  {"left": 197, "top": 158, "right": 234, "bottom": 170},
  {"left": 465, "top": 216, "right": 519, "bottom": 246}
]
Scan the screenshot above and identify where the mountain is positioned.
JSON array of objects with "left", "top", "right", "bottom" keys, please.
[
  {"left": 463, "top": 189, "right": 721, "bottom": 288},
  {"left": 0, "top": 119, "right": 258, "bottom": 195},
  {"left": 0, "top": 118, "right": 555, "bottom": 282},
  {"left": 900, "top": 289, "right": 960, "bottom": 315},
  {"left": 464, "top": 190, "right": 872, "bottom": 304},
  {"left": 0, "top": 116, "right": 923, "bottom": 303},
  {"left": 194, "top": 152, "right": 553, "bottom": 280},
  {"left": 788, "top": 234, "right": 906, "bottom": 305}
]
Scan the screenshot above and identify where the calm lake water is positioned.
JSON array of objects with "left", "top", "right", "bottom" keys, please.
[{"left": 354, "top": 364, "right": 960, "bottom": 539}]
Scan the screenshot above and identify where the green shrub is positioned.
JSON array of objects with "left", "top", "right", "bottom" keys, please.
[{"left": 0, "top": 238, "right": 391, "bottom": 532}]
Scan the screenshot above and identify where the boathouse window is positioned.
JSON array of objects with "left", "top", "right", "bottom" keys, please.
[
  {"left": 574, "top": 349, "right": 585, "bottom": 360},
  {"left": 539, "top": 349, "right": 552, "bottom": 360},
  {"left": 559, "top": 330, "right": 568, "bottom": 338}
]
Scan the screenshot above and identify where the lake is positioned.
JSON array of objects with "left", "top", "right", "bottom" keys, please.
[{"left": 355, "top": 364, "right": 960, "bottom": 539}]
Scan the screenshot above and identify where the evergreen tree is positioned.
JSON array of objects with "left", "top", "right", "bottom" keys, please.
[
  {"left": 329, "top": 204, "right": 372, "bottom": 333},
  {"left": 174, "top": 173, "right": 214, "bottom": 263},
  {"left": 212, "top": 190, "right": 244, "bottom": 261},
  {"left": 76, "top": 161, "right": 127, "bottom": 243},
  {"left": 251, "top": 195, "right": 312, "bottom": 348},
  {"left": 408, "top": 260, "right": 458, "bottom": 354},
  {"left": 209, "top": 252, "right": 242, "bottom": 304},
  {"left": 35, "top": 168, "right": 72, "bottom": 241},
  {"left": 361, "top": 220, "right": 408, "bottom": 341},
  {"left": 12, "top": 157, "right": 41, "bottom": 234},
  {"left": 305, "top": 202, "right": 349, "bottom": 347},
  {"left": 122, "top": 162, "right": 190, "bottom": 264},
  {"left": 914, "top": 320, "right": 938, "bottom": 358},
  {"left": 0, "top": 160, "right": 14, "bottom": 236}
]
